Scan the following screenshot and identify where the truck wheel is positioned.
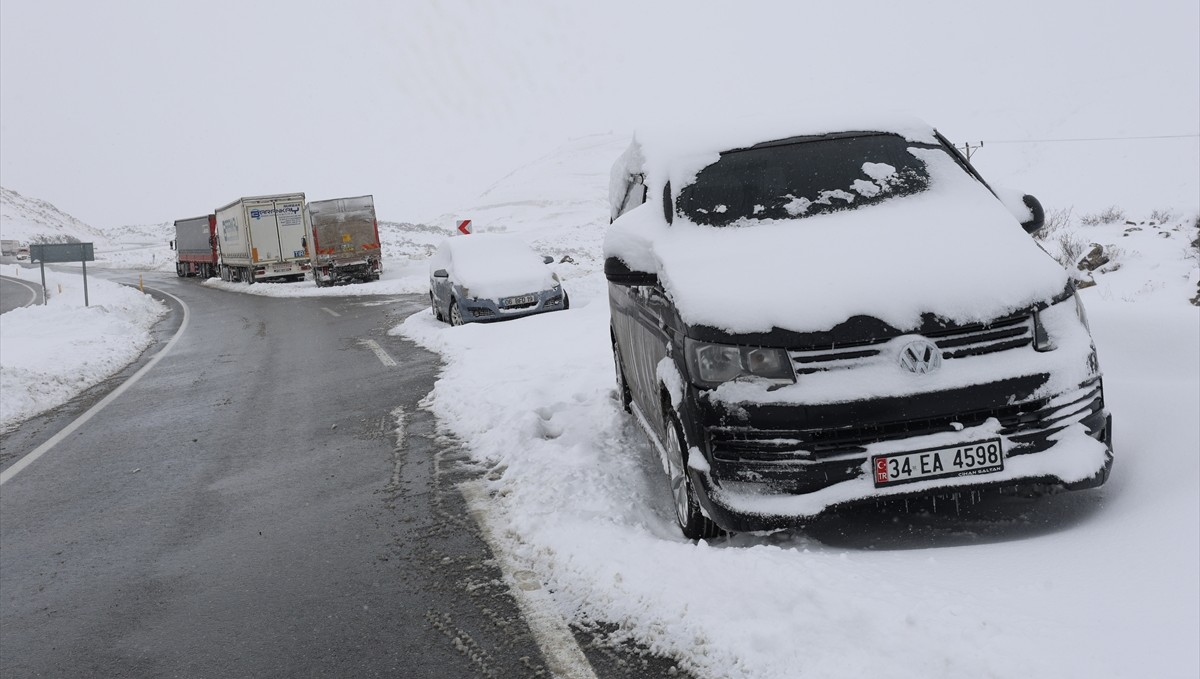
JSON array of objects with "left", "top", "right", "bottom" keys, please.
[
  {"left": 176, "top": 264, "right": 185, "bottom": 278},
  {"left": 664, "top": 409, "right": 722, "bottom": 541},
  {"left": 246, "top": 268, "right": 255, "bottom": 285}
]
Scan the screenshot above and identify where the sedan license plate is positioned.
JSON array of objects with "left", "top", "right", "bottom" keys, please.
[
  {"left": 872, "top": 438, "right": 1003, "bottom": 488},
  {"left": 501, "top": 294, "right": 536, "bottom": 308}
]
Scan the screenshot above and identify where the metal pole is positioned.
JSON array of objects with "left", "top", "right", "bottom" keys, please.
[
  {"left": 82, "top": 258, "right": 89, "bottom": 307},
  {"left": 39, "top": 262, "right": 47, "bottom": 305}
]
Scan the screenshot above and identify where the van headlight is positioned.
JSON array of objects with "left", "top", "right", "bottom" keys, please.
[
  {"left": 1033, "top": 290, "right": 1091, "bottom": 352},
  {"left": 685, "top": 338, "right": 795, "bottom": 388}
]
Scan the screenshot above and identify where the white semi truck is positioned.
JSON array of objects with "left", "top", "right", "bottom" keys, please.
[
  {"left": 215, "top": 193, "right": 311, "bottom": 283},
  {"left": 306, "top": 195, "right": 382, "bottom": 286}
]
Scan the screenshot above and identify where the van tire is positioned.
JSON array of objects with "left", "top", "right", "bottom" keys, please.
[{"left": 664, "top": 410, "right": 722, "bottom": 540}]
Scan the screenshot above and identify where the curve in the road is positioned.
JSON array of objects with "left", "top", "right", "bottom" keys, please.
[
  {"left": 0, "top": 274, "right": 42, "bottom": 312},
  {"left": 0, "top": 284, "right": 190, "bottom": 486}
]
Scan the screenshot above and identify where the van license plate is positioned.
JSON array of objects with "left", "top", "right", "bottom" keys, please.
[{"left": 872, "top": 439, "right": 1003, "bottom": 487}]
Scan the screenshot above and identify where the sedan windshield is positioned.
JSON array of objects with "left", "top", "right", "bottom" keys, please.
[{"left": 676, "top": 133, "right": 942, "bottom": 227}]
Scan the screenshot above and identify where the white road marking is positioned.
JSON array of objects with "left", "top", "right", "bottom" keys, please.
[
  {"left": 361, "top": 339, "right": 397, "bottom": 367},
  {"left": 321, "top": 307, "right": 341, "bottom": 317},
  {"left": 459, "top": 480, "right": 600, "bottom": 679},
  {"left": 1, "top": 285, "right": 190, "bottom": 486}
]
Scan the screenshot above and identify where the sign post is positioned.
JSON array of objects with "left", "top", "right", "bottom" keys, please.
[{"left": 30, "top": 243, "right": 96, "bottom": 306}]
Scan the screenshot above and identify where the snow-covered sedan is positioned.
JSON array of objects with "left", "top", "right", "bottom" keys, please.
[
  {"left": 429, "top": 233, "right": 568, "bottom": 325},
  {"left": 605, "top": 115, "right": 1113, "bottom": 538}
]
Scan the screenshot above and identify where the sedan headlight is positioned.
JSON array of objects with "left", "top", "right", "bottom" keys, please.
[{"left": 685, "top": 338, "right": 795, "bottom": 388}]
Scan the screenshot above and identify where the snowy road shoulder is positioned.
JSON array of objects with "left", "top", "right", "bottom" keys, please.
[
  {"left": 0, "top": 266, "right": 167, "bottom": 433},
  {"left": 394, "top": 272, "right": 1199, "bottom": 679}
]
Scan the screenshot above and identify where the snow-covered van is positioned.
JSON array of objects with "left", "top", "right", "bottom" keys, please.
[
  {"left": 604, "top": 115, "right": 1113, "bottom": 538},
  {"left": 306, "top": 195, "right": 382, "bottom": 286},
  {"left": 215, "top": 193, "right": 312, "bottom": 283}
]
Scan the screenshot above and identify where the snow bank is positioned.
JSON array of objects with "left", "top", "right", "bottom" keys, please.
[
  {"left": 394, "top": 183, "right": 1197, "bottom": 678},
  {"left": 395, "top": 265, "right": 1197, "bottom": 678},
  {"left": 0, "top": 266, "right": 165, "bottom": 431}
]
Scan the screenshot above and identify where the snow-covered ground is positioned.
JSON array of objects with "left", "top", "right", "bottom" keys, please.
[
  {"left": 0, "top": 265, "right": 165, "bottom": 431},
  {"left": 392, "top": 224, "right": 1198, "bottom": 679},
  {"left": 1, "top": 133, "right": 1197, "bottom": 677}
]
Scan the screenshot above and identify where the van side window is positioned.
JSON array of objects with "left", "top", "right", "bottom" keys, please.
[{"left": 616, "top": 173, "right": 647, "bottom": 219}]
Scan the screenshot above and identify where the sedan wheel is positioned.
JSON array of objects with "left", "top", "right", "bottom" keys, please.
[
  {"left": 430, "top": 292, "right": 443, "bottom": 321},
  {"left": 449, "top": 302, "right": 464, "bottom": 326}
]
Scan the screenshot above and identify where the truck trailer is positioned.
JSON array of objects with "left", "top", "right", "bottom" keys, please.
[
  {"left": 171, "top": 214, "right": 218, "bottom": 277},
  {"left": 306, "top": 195, "right": 382, "bottom": 286},
  {"left": 215, "top": 193, "right": 311, "bottom": 283}
]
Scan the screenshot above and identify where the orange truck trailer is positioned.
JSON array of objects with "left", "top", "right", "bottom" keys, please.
[{"left": 305, "top": 195, "right": 382, "bottom": 287}]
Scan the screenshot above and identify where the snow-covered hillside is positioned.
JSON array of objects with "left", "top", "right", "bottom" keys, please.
[{"left": 0, "top": 186, "right": 110, "bottom": 247}]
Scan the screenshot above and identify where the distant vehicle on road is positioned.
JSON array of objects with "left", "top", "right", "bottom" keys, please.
[
  {"left": 171, "top": 214, "right": 218, "bottom": 278},
  {"left": 16, "top": 246, "right": 29, "bottom": 261},
  {"left": 605, "top": 116, "right": 1112, "bottom": 539},
  {"left": 429, "top": 233, "right": 567, "bottom": 325},
  {"left": 1, "top": 239, "right": 19, "bottom": 257},
  {"left": 306, "top": 195, "right": 382, "bottom": 286},
  {"left": 215, "top": 193, "right": 312, "bottom": 283}
]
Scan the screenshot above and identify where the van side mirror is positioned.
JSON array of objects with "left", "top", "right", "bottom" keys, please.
[
  {"left": 433, "top": 269, "right": 450, "bottom": 278},
  {"left": 605, "top": 257, "right": 659, "bottom": 287},
  {"left": 662, "top": 182, "right": 674, "bottom": 225},
  {"left": 1020, "top": 195, "right": 1045, "bottom": 235}
]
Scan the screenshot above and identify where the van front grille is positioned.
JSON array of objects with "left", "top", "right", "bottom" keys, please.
[{"left": 788, "top": 314, "right": 1033, "bottom": 375}]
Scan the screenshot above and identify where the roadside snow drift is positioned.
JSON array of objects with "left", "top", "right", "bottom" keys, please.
[{"left": 0, "top": 267, "right": 165, "bottom": 431}]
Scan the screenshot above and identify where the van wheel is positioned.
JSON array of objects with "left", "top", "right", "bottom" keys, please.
[
  {"left": 611, "top": 339, "right": 632, "bottom": 413},
  {"left": 449, "top": 300, "right": 464, "bottom": 326},
  {"left": 664, "top": 410, "right": 722, "bottom": 540}
]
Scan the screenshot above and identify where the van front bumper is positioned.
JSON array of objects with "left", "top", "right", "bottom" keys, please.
[{"left": 685, "top": 376, "right": 1113, "bottom": 531}]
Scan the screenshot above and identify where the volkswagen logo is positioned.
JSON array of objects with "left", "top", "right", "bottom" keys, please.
[{"left": 898, "top": 339, "right": 942, "bottom": 374}]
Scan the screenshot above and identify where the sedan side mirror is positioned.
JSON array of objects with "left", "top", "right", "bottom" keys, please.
[
  {"left": 604, "top": 257, "right": 659, "bottom": 287},
  {"left": 433, "top": 269, "right": 450, "bottom": 278}
]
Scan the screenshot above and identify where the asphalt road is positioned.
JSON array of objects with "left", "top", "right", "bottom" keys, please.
[
  {"left": 0, "top": 272, "right": 42, "bottom": 313},
  {"left": 0, "top": 273, "right": 689, "bottom": 679}
]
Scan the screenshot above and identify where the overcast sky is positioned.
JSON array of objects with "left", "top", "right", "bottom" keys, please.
[{"left": 1, "top": 0, "right": 1196, "bottom": 228}]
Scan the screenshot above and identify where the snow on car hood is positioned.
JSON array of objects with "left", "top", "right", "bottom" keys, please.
[
  {"left": 436, "top": 233, "right": 556, "bottom": 300},
  {"left": 607, "top": 149, "right": 1069, "bottom": 335}
]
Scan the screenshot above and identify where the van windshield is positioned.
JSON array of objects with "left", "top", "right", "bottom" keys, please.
[{"left": 676, "top": 133, "right": 938, "bottom": 227}]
